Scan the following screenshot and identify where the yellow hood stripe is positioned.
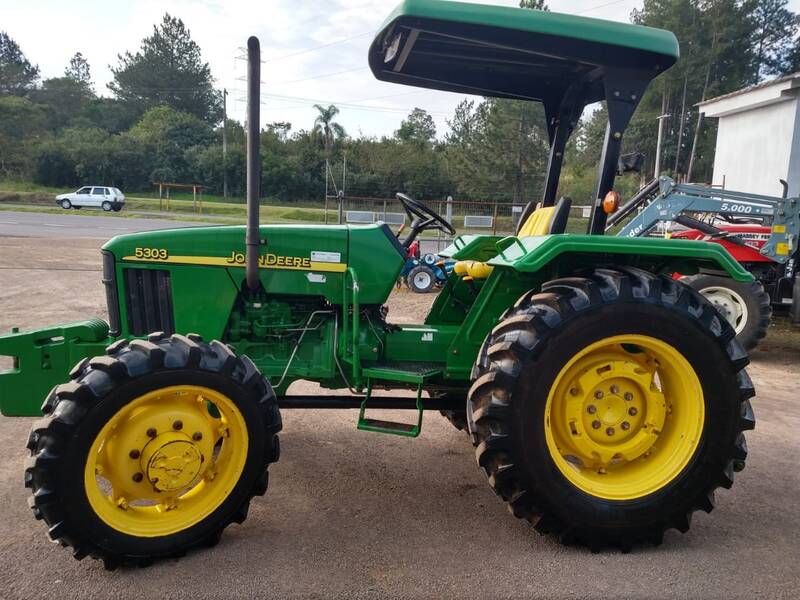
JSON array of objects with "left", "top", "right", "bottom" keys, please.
[{"left": 122, "top": 254, "right": 347, "bottom": 273}]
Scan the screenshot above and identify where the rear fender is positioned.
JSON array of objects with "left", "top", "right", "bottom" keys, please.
[
  {"left": 487, "top": 234, "right": 754, "bottom": 282},
  {"left": 0, "top": 319, "right": 112, "bottom": 416}
]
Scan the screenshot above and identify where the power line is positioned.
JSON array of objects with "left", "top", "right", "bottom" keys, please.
[
  {"left": 230, "top": 90, "right": 454, "bottom": 117},
  {"left": 230, "top": 87, "right": 426, "bottom": 106},
  {"left": 264, "top": 98, "right": 452, "bottom": 118},
  {"left": 262, "top": 100, "right": 450, "bottom": 118},
  {"left": 271, "top": 66, "right": 368, "bottom": 86},
  {"left": 247, "top": 90, "right": 432, "bottom": 113},
  {"left": 575, "top": 0, "right": 629, "bottom": 14},
  {"left": 264, "top": 31, "right": 373, "bottom": 63}
]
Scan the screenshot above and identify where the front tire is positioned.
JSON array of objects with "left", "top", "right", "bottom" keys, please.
[
  {"left": 433, "top": 392, "right": 469, "bottom": 433},
  {"left": 681, "top": 274, "right": 771, "bottom": 351},
  {"left": 60, "top": 199, "right": 72, "bottom": 209},
  {"left": 468, "top": 268, "right": 754, "bottom": 550},
  {"left": 25, "top": 333, "right": 281, "bottom": 568},
  {"left": 407, "top": 265, "right": 436, "bottom": 293}
]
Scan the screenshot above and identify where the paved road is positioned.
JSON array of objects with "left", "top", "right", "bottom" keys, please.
[
  {"left": 0, "top": 211, "right": 205, "bottom": 238},
  {"left": 0, "top": 210, "right": 451, "bottom": 254}
]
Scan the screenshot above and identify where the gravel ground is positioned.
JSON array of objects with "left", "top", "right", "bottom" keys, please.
[{"left": 0, "top": 235, "right": 798, "bottom": 600}]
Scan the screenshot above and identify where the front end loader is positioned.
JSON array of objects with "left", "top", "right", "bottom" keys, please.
[
  {"left": 608, "top": 175, "right": 800, "bottom": 350},
  {"left": 2, "top": 0, "right": 755, "bottom": 568}
]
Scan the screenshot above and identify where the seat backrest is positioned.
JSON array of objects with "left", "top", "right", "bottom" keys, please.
[
  {"left": 548, "top": 196, "right": 572, "bottom": 234},
  {"left": 518, "top": 204, "right": 555, "bottom": 237},
  {"left": 518, "top": 196, "right": 573, "bottom": 237}
]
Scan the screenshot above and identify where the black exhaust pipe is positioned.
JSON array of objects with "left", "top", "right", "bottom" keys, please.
[{"left": 246, "top": 36, "right": 261, "bottom": 292}]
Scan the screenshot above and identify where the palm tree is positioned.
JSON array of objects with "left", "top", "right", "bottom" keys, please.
[{"left": 312, "top": 104, "right": 346, "bottom": 160}]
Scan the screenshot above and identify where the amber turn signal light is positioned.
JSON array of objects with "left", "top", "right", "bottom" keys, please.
[{"left": 603, "top": 191, "right": 621, "bottom": 214}]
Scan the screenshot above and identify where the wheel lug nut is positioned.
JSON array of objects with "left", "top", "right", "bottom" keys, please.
[
  {"left": 146, "top": 427, "right": 157, "bottom": 438},
  {"left": 624, "top": 392, "right": 633, "bottom": 401},
  {"left": 628, "top": 407, "right": 638, "bottom": 416},
  {"left": 132, "top": 473, "right": 143, "bottom": 483},
  {"left": 610, "top": 385, "right": 619, "bottom": 394},
  {"left": 606, "top": 427, "right": 615, "bottom": 436},
  {"left": 621, "top": 421, "right": 630, "bottom": 431},
  {"left": 173, "top": 420, "right": 183, "bottom": 430},
  {"left": 192, "top": 432, "right": 203, "bottom": 441},
  {"left": 129, "top": 449, "right": 140, "bottom": 459},
  {"left": 594, "top": 390, "right": 604, "bottom": 399},
  {"left": 569, "top": 387, "right": 579, "bottom": 396},
  {"left": 587, "top": 405, "right": 597, "bottom": 414},
  {"left": 591, "top": 420, "right": 601, "bottom": 430}
]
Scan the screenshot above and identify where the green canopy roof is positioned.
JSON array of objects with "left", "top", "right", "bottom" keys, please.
[{"left": 369, "top": 0, "right": 679, "bottom": 108}]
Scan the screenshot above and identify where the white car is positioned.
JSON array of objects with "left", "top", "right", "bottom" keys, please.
[{"left": 56, "top": 186, "right": 125, "bottom": 212}]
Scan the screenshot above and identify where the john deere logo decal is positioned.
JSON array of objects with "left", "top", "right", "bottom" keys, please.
[{"left": 225, "top": 251, "right": 312, "bottom": 269}]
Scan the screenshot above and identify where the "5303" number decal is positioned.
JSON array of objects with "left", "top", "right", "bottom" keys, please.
[{"left": 134, "top": 247, "right": 169, "bottom": 260}]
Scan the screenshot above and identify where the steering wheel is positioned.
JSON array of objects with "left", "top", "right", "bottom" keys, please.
[{"left": 395, "top": 192, "right": 456, "bottom": 248}]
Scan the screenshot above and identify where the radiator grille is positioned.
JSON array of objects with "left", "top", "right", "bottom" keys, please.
[{"left": 124, "top": 268, "right": 175, "bottom": 336}]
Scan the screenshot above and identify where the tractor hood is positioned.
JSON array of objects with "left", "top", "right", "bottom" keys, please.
[{"left": 102, "top": 223, "right": 405, "bottom": 308}]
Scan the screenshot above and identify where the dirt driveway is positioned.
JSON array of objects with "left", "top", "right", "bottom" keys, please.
[{"left": 0, "top": 235, "right": 798, "bottom": 599}]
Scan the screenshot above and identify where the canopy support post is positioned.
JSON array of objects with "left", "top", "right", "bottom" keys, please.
[
  {"left": 588, "top": 71, "right": 649, "bottom": 235},
  {"left": 541, "top": 89, "right": 586, "bottom": 208}
]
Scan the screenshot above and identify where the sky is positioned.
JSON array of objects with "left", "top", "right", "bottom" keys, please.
[{"left": 3, "top": 0, "right": 800, "bottom": 138}]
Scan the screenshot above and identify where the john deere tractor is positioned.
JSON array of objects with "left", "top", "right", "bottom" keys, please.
[{"left": 1, "top": 0, "right": 755, "bottom": 567}]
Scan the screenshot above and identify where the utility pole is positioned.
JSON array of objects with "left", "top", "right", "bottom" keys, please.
[
  {"left": 324, "top": 160, "right": 329, "bottom": 220},
  {"left": 342, "top": 151, "right": 347, "bottom": 198},
  {"left": 222, "top": 88, "right": 228, "bottom": 200},
  {"left": 654, "top": 112, "right": 670, "bottom": 179}
]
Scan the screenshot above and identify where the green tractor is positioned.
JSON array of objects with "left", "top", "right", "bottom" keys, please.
[{"left": 1, "top": 0, "right": 755, "bottom": 567}]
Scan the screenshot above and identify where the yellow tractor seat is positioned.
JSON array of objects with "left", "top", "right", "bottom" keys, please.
[
  {"left": 518, "top": 205, "right": 555, "bottom": 236},
  {"left": 519, "top": 196, "right": 573, "bottom": 237},
  {"left": 454, "top": 197, "right": 572, "bottom": 280}
]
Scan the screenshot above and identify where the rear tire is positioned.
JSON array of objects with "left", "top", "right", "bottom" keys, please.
[
  {"left": 102, "top": 201, "right": 112, "bottom": 211},
  {"left": 25, "top": 333, "right": 281, "bottom": 568},
  {"left": 407, "top": 265, "right": 436, "bottom": 293},
  {"left": 468, "top": 268, "right": 754, "bottom": 550},
  {"left": 681, "top": 274, "right": 771, "bottom": 351}
]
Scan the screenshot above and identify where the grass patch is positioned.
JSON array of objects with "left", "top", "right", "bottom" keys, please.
[
  {"left": 0, "top": 190, "right": 54, "bottom": 205},
  {"left": 0, "top": 180, "right": 71, "bottom": 194},
  {"left": 272, "top": 207, "right": 327, "bottom": 222}
]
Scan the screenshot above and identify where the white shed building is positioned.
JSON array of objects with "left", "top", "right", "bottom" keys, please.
[{"left": 699, "top": 72, "right": 800, "bottom": 197}]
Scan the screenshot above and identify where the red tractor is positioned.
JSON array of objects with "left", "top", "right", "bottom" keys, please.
[{"left": 612, "top": 177, "right": 800, "bottom": 350}]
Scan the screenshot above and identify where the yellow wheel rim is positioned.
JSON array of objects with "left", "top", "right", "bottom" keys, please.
[
  {"left": 84, "top": 385, "right": 249, "bottom": 537},
  {"left": 544, "top": 335, "right": 704, "bottom": 501}
]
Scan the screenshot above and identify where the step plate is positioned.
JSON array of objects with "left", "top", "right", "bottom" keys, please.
[{"left": 362, "top": 362, "right": 442, "bottom": 384}]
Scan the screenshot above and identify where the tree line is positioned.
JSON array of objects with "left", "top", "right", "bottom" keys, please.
[{"left": 0, "top": 1, "right": 797, "bottom": 205}]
